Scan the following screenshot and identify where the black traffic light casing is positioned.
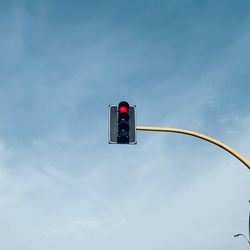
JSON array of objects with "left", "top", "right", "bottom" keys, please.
[{"left": 109, "top": 101, "right": 136, "bottom": 144}]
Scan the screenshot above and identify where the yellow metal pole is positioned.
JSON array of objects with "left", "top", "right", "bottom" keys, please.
[{"left": 136, "top": 126, "right": 250, "bottom": 170}]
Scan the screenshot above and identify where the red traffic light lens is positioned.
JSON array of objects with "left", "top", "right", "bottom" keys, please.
[{"left": 118, "top": 105, "right": 129, "bottom": 113}]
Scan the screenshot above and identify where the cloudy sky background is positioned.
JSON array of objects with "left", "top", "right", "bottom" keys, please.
[{"left": 0, "top": 1, "right": 250, "bottom": 249}]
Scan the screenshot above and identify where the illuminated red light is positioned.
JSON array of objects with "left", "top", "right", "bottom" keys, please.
[{"left": 119, "top": 106, "right": 129, "bottom": 113}]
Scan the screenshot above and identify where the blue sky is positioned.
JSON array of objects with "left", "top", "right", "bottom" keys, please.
[{"left": 0, "top": 1, "right": 250, "bottom": 249}]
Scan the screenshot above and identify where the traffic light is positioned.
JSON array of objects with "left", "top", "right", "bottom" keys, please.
[{"left": 109, "top": 101, "right": 136, "bottom": 144}]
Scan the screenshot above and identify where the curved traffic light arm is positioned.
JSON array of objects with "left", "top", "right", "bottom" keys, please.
[{"left": 136, "top": 126, "right": 250, "bottom": 171}]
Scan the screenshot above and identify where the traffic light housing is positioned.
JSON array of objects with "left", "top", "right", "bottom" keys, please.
[{"left": 109, "top": 101, "right": 136, "bottom": 144}]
